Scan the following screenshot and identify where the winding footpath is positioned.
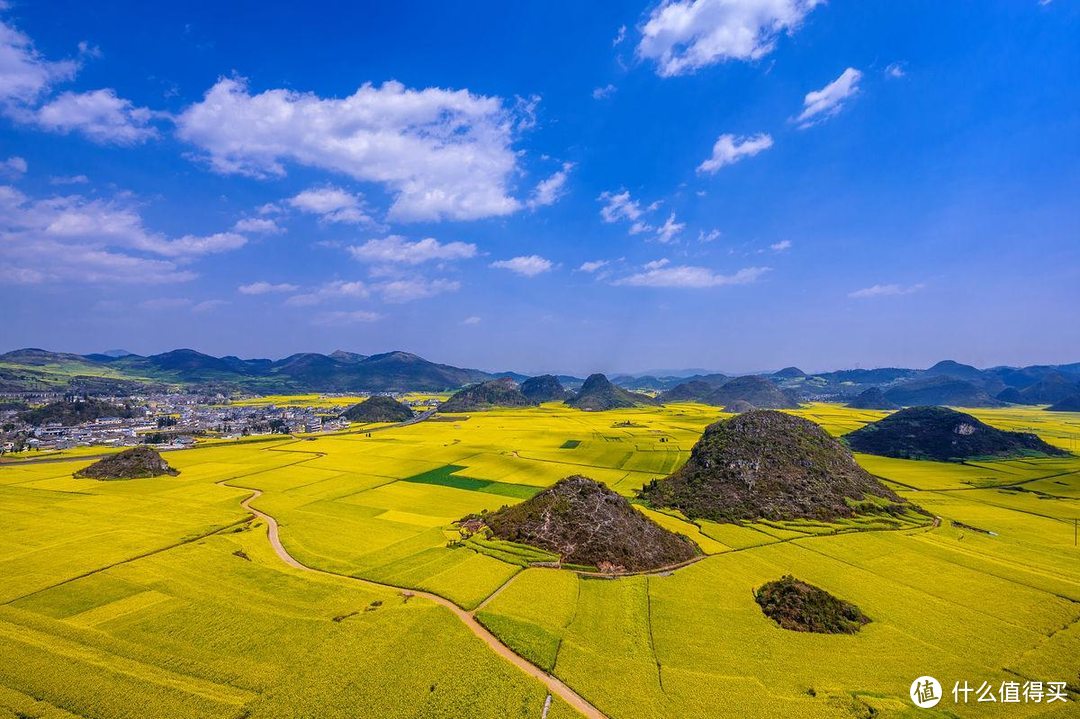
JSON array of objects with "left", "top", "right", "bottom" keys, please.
[{"left": 232, "top": 485, "right": 606, "bottom": 719}]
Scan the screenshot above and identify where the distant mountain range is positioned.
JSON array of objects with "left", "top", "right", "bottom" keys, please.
[{"left": 1, "top": 349, "right": 1079, "bottom": 407}]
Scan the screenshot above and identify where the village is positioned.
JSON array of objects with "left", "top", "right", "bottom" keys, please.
[{"left": 0, "top": 393, "right": 438, "bottom": 454}]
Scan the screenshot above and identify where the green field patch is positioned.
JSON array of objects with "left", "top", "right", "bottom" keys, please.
[
  {"left": 559, "top": 440, "right": 581, "bottom": 449},
  {"left": 399, "top": 464, "right": 542, "bottom": 499},
  {"left": 475, "top": 612, "right": 561, "bottom": 671}
]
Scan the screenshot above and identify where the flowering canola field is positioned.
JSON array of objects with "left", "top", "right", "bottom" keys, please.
[{"left": 1, "top": 403, "right": 1077, "bottom": 718}]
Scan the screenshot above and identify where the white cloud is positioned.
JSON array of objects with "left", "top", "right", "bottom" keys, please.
[
  {"left": 491, "top": 255, "right": 553, "bottom": 277},
  {"left": 770, "top": 239, "right": 792, "bottom": 252},
  {"left": 699, "top": 228, "right": 721, "bottom": 243},
  {"left": 0, "top": 19, "right": 77, "bottom": 106},
  {"left": 655, "top": 212, "right": 685, "bottom": 243},
  {"left": 285, "top": 280, "right": 369, "bottom": 306},
  {"left": 697, "top": 132, "right": 773, "bottom": 173},
  {"left": 232, "top": 217, "right": 282, "bottom": 234},
  {"left": 462, "top": 315, "right": 481, "bottom": 325},
  {"left": 885, "top": 62, "right": 905, "bottom": 79},
  {"left": 377, "top": 277, "right": 460, "bottom": 303},
  {"left": 36, "top": 89, "right": 157, "bottom": 144},
  {"left": 637, "top": 0, "right": 823, "bottom": 77},
  {"left": 288, "top": 186, "right": 370, "bottom": 224},
  {"left": 139, "top": 297, "right": 191, "bottom": 311},
  {"left": 313, "top": 310, "right": 382, "bottom": 326},
  {"left": 598, "top": 189, "right": 657, "bottom": 234},
  {"left": 614, "top": 262, "right": 769, "bottom": 288},
  {"left": 347, "top": 235, "right": 477, "bottom": 265},
  {"left": 578, "top": 260, "right": 609, "bottom": 273},
  {"left": 848, "top": 282, "right": 924, "bottom": 299},
  {"left": 527, "top": 162, "right": 573, "bottom": 209},
  {"left": 49, "top": 174, "right": 89, "bottom": 185},
  {"left": 192, "top": 299, "right": 227, "bottom": 313},
  {"left": 238, "top": 281, "right": 298, "bottom": 295},
  {"left": 0, "top": 155, "right": 25, "bottom": 177},
  {"left": 0, "top": 185, "right": 245, "bottom": 285},
  {"left": 176, "top": 77, "right": 525, "bottom": 222},
  {"left": 592, "top": 84, "right": 617, "bottom": 100},
  {"left": 613, "top": 25, "right": 628, "bottom": 46},
  {"left": 796, "top": 67, "right": 862, "bottom": 128}
]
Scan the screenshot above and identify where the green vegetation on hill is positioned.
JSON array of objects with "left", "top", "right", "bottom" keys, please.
[
  {"left": 640, "top": 410, "right": 911, "bottom": 522},
  {"left": 846, "top": 387, "right": 899, "bottom": 410},
  {"left": 844, "top": 405, "right": 1069, "bottom": 461},
  {"left": 1047, "top": 395, "right": 1080, "bottom": 412},
  {"left": 439, "top": 378, "right": 536, "bottom": 412},
  {"left": 519, "top": 374, "right": 569, "bottom": 402},
  {"left": 883, "top": 376, "right": 1001, "bottom": 407},
  {"left": 565, "top": 373, "right": 654, "bottom": 411},
  {"left": 473, "top": 475, "right": 698, "bottom": 572},
  {"left": 340, "top": 395, "right": 414, "bottom": 422},
  {"left": 73, "top": 446, "right": 179, "bottom": 480},
  {"left": 19, "top": 398, "right": 137, "bottom": 426},
  {"left": 703, "top": 375, "right": 799, "bottom": 409},
  {"left": 755, "top": 575, "right": 871, "bottom": 634}
]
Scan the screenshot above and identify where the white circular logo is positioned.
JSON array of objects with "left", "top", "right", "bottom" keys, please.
[{"left": 910, "top": 676, "right": 942, "bottom": 708}]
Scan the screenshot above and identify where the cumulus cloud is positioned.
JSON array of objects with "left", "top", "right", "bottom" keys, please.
[
  {"left": 578, "top": 260, "right": 609, "bottom": 273},
  {"left": 288, "top": 186, "right": 371, "bottom": 224},
  {"left": 796, "top": 67, "right": 862, "bottom": 128},
  {"left": 50, "top": 174, "right": 89, "bottom": 185},
  {"left": 378, "top": 277, "right": 460, "bottom": 303},
  {"left": 697, "top": 132, "right": 773, "bottom": 173},
  {"left": 527, "top": 162, "right": 573, "bottom": 209},
  {"left": 462, "top": 315, "right": 482, "bottom": 325},
  {"left": 885, "top": 62, "right": 905, "bottom": 79},
  {"left": 490, "top": 255, "right": 553, "bottom": 277},
  {"left": 0, "top": 19, "right": 77, "bottom": 107},
  {"left": 312, "top": 310, "right": 382, "bottom": 326},
  {"left": 598, "top": 190, "right": 657, "bottom": 234},
  {"left": 848, "top": 282, "right": 924, "bottom": 299},
  {"left": 347, "top": 235, "right": 477, "bottom": 264},
  {"left": 592, "top": 84, "right": 617, "bottom": 100},
  {"left": 637, "top": 0, "right": 823, "bottom": 77},
  {"left": 770, "top": 239, "right": 792, "bottom": 252},
  {"left": 176, "top": 77, "right": 525, "bottom": 222},
  {"left": 35, "top": 89, "right": 157, "bottom": 144},
  {"left": 699, "top": 228, "right": 722, "bottom": 243},
  {"left": 654, "top": 213, "right": 685, "bottom": 243},
  {"left": 0, "top": 185, "right": 245, "bottom": 284},
  {"left": 285, "top": 280, "right": 369, "bottom": 306},
  {"left": 0, "top": 155, "right": 26, "bottom": 177},
  {"left": 238, "top": 281, "right": 298, "bottom": 295},
  {"left": 232, "top": 217, "right": 282, "bottom": 234},
  {"left": 614, "top": 262, "right": 769, "bottom": 288}
]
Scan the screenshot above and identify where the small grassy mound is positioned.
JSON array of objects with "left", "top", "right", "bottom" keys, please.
[
  {"left": 74, "top": 446, "right": 179, "bottom": 480},
  {"left": 341, "top": 395, "right": 414, "bottom": 422},
  {"left": 755, "top": 575, "right": 870, "bottom": 634}
]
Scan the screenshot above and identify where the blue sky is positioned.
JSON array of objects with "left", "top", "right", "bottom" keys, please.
[{"left": 1, "top": 0, "right": 1077, "bottom": 374}]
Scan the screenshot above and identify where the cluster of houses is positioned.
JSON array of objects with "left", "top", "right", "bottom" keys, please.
[{"left": 0, "top": 392, "right": 430, "bottom": 454}]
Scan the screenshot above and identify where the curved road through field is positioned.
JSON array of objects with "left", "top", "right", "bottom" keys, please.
[{"left": 233, "top": 485, "right": 606, "bottom": 719}]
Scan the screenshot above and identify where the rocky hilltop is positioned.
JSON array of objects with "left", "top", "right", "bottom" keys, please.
[
  {"left": 846, "top": 387, "right": 899, "bottom": 410},
  {"left": 74, "top": 446, "right": 179, "bottom": 480},
  {"left": 341, "top": 395, "right": 414, "bottom": 423},
  {"left": 845, "top": 406, "right": 1067, "bottom": 461},
  {"left": 475, "top": 476, "right": 698, "bottom": 572},
  {"left": 566, "top": 374, "right": 655, "bottom": 411},
  {"left": 519, "top": 374, "right": 569, "bottom": 403},
  {"left": 640, "top": 410, "right": 909, "bottom": 522},
  {"left": 439, "top": 378, "right": 536, "bottom": 412}
]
